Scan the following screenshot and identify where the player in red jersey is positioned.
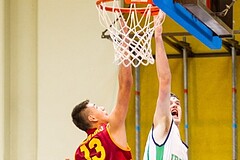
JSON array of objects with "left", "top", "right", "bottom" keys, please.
[{"left": 71, "top": 19, "right": 133, "bottom": 160}]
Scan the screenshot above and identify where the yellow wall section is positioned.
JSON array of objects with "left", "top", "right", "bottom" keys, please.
[{"left": 126, "top": 1, "right": 240, "bottom": 159}]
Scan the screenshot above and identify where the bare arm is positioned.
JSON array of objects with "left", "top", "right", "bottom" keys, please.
[
  {"left": 109, "top": 19, "right": 133, "bottom": 148},
  {"left": 153, "top": 15, "right": 172, "bottom": 141}
]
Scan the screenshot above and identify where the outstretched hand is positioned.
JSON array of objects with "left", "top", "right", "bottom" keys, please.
[
  {"left": 154, "top": 11, "right": 166, "bottom": 39},
  {"left": 119, "top": 18, "right": 130, "bottom": 44},
  {"left": 119, "top": 18, "right": 128, "bottom": 34}
]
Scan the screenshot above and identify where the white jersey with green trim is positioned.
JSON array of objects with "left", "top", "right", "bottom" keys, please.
[{"left": 143, "top": 120, "right": 188, "bottom": 160}]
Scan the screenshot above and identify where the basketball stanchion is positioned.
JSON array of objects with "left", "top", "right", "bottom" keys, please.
[{"left": 96, "top": 0, "right": 165, "bottom": 67}]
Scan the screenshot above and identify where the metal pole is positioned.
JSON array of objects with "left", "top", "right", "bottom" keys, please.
[
  {"left": 182, "top": 37, "right": 189, "bottom": 146},
  {"left": 231, "top": 46, "right": 238, "bottom": 160},
  {"left": 135, "top": 66, "right": 141, "bottom": 160}
]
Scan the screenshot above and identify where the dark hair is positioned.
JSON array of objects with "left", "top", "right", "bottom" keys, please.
[
  {"left": 170, "top": 92, "right": 179, "bottom": 100},
  {"left": 71, "top": 99, "right": 92, "bottom": 131}
]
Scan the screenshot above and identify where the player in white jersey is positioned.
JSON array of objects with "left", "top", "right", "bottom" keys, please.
[{"left": 143, "top": 14, "right": 188, "bottom": 160}]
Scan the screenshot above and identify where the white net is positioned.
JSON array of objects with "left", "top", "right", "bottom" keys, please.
[{"left": 96, "top": 0, "right": 165, "bottom": 67}]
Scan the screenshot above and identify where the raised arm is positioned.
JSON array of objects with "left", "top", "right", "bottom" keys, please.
[
  {"left": 108, "top": 18, "right": 133, "bottom": 148},
  {"left": 153, "top": 14, "right": 172, "bottom": 140}
]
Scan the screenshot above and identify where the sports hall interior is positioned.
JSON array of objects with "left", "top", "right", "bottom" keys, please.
[{"left": 0, "top": 0, "right": 239, "bottom": 160}]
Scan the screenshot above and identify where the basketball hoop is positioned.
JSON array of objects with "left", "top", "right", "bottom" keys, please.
[{"left": 96, "top": 0, "right": 165, "bottom": 67}]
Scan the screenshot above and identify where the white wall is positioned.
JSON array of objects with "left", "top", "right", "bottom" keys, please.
[
  {"left": 1, "top": 0, "right": 119, "bottom": 160},
  {"left": 37, "top": 0, "right": 118, "bottom": 160},
  {"left": 9, "top": 0, "right": 38, "bottom": 159}
]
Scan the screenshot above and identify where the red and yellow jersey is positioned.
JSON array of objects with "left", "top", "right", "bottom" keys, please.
[{"left": 75, "top": 124, "right": 132, "bottom": 160}]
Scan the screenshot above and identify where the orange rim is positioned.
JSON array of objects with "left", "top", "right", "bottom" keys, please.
[{"left": 96, "top": 0, "right": 159, "bottom": 15}]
